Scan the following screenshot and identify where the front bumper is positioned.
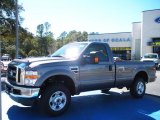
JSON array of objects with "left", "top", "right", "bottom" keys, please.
[{"left": 4, "top": 80, "right": 40, "bottom": 106}]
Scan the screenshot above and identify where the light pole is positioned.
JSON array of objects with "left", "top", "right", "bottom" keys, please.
[
  {"left": 0, "top": 41, "right": 2, "bottom": 120},
  {"left": 16, "top": 0, "right": 19, "bottom": 59}
]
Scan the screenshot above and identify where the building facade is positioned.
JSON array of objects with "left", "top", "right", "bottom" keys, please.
[
  {"left": 88, "top": 9, "right": 160, "bottom": 60},
  {"left": 88, "top": 32, "right": 132, "bottom": 60}
]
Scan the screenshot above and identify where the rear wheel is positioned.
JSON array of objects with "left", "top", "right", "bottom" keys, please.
[
  {"left": 40, "top": 84, "right": 71, "bottom": 116},
  {"left": 130, "top": 77, "right": 146, "bottom": 98}
]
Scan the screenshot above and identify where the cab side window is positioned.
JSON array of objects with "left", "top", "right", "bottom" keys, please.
[{"left": 84, "top": 44, "right": 109, "bottom": 62}]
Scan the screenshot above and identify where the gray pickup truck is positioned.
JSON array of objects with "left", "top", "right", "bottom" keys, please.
[{"left": 5, "top": 42, "right": 156, "bottom": 116}]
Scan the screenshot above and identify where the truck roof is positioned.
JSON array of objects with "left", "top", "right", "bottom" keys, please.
[{"left": 74, "top": 41, "right": 108, "bottom": 44}]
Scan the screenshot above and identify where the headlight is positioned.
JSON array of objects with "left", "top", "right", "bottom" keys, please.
[{"left": 24, "top": 71, "right": 39, "bottom": 86}]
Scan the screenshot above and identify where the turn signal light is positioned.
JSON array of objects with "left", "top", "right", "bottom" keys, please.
[{"left": 25, "top": 75, "right": 39, "bottom": 79}]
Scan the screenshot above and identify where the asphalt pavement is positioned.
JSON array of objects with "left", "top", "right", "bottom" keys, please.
[
  {"left": 1, "top": 71, "right": 160, "bottom": 120},
  {"left": 146, "top": 70, "right": 160, "bottom": 97}
]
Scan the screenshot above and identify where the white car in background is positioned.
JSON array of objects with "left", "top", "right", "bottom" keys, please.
[
  {"left": 141, "top": 53, "right": 160, "bottom": 69},
  {"left": 1, "top": 54, "right": 12, "bottom": 77},
  {"left": 1, "top": 54, "right": 11, "bottom": 61},
  {"left": 113, "top": 57, "right": 123, "bottom": 62},
  {"left": 2, "top": 60, "right": 11, "bottom": 71}
]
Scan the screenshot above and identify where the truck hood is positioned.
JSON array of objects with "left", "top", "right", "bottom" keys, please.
[
  {"left": 14, "top": 57, "right": 64, "bottom": 63},
  {"left": 12, "top": 57, "right": 75, "bottom": 68}
]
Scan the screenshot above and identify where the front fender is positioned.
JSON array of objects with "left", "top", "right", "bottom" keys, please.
[{"left": 35, "top": 69, "right": 79, "bottom": 88}]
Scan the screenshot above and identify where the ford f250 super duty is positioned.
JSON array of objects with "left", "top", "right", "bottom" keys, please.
[{"left": 4, "top": 42, "right": 156, "bottom": 116}]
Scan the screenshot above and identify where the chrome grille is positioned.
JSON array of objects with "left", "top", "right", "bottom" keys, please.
[
  {"left": 8, "top": 66, "right": 17, "bottom": 82},
  {"left": 8, "top": 66, "right": 21, "bottom": 84}
]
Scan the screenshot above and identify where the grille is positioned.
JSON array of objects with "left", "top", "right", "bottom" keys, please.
[
  {"left": 7, "top": 65, "right": 21, "bottom": 84},
  {"left": 8, "top": 66, "right": 17, "bottom": 82}
]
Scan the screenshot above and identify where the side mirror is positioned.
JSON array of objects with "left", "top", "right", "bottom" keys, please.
[
  {"left": 93, "top": 56, "right": 99, "bottom": 64},
  {"left": 82, "top": 51, "right": 99, "bottom": 64},
  {"left": 90, "top": 51, "right": 99, "bottom": 64}
]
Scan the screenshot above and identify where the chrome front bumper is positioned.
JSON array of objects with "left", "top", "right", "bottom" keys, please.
[{"left": 4, "top": 80, "right": 40, "bottom": 106}]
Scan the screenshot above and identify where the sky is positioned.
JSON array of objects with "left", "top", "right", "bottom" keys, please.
[{"left": 19, "top": 0, "right": 160, "bottom": 38}]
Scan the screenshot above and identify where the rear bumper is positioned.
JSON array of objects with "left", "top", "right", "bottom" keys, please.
[
  {"left": 155, "top": 63, "right": 159, "bottom": 68},
  {"left": 4, "top": 80, "right": 40, "bottom": 106}
]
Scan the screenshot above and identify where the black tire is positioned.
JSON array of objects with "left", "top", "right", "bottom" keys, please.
[
  {"left": 156, "top": 67, "right": 159, "bottom": 70},
  {"left": 130, "top": 77, "right": 146, "bottom": 98},
  {"left": 40, "top": 84, "right": 71, "bottom": 116},
  {"left": 101, "top": 88, "right": 110, "bottom": 93}
]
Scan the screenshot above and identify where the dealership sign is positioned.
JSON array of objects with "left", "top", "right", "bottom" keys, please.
[
  {"left": 111, "top": 47, "right": 131, "bottom": 51},
  {"left": 89, "top": 38, "right": 131, "bottom": 43},
  {"left": 155, "top": 17, "right": 160, "bottom": 23}
]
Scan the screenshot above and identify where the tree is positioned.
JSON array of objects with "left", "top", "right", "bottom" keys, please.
[
  {"left": 63, "top": 30, "right": 88, "bottom": 43},
  {"left": 5, "top": 45, "right": 15, "bottom": 58},
  {"left": 0, "top": 0, "right": 24, "bottom": 39},
  {"left": 36, "top": 24, "right": 44, "bottom": 38},
  {"left": 55, "top": 30, "right": 88, "bottom": 50},
  {"left": 81, "top": 31, "right": 88, "bottom": 41},
  {"left": 58, "top": 31, "right": 67, "bottom": 40},
  {"left": 28, "top": 50, "right": 38, "bottom": 57},
  {"left": 89, "top": 32, "right": 99, "bottom": 35},
  {"left": 36, "top": 22, "right": 55, "bottom": 56},
  {"left": 0, "top": 0, "right": 31, "bottom": 58}
]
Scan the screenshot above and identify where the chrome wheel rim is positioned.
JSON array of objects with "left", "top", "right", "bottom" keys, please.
[
  {"left": 136, "top": 82, "right": 144, "bottom": 95},
  {"left": 49, "top": 91, "right": 67, "bottom": 111}
]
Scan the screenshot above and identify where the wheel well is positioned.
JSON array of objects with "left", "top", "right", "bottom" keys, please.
[
  {"left": 40, "top": 75, "right": 76, "bottom": 95},
  {"left": 134, "top": 71, "right": 148, "bottom": 83}
]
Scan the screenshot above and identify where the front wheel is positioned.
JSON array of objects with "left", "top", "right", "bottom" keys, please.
[
  {"left": 130, "top": 77, "right": 146, "bottom": 98},
  {"left": 40, "top": 85, "right": 71, "bottom": 116}
]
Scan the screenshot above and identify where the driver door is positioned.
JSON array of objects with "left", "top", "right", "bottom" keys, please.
[{"left": 79, "top": 43, "right": 114, "bottom": 91}]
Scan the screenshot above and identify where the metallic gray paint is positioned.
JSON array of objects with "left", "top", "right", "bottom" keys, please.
[{"left": 5, "top": 42, "right": 156, "bottom": 105}]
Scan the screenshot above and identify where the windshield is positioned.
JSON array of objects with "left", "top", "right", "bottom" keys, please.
[
  {"left": 51, "top": 42, "right": 88, "bottom": 59},
  {"left": 144, "top": 54, "right": 158, "bottom": 58}
]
